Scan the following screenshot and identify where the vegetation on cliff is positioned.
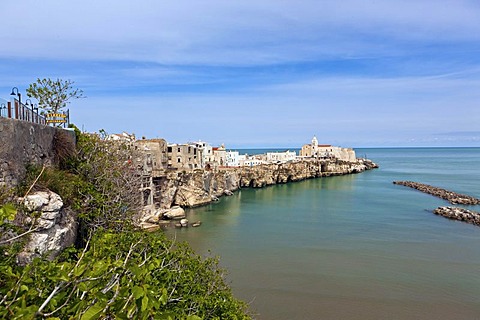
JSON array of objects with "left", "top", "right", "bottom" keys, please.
[{"left": 0, "top": 128, "right": 250, "bottom": 319}]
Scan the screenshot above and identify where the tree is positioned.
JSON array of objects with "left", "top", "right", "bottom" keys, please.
[{"left": 26, "top": 78, "right": 85, "bottom": 114}]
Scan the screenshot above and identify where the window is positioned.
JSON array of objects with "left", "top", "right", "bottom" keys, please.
[
  {"left": 167, "top": 146, "right": 172, "bottom": 152},
  {"left": 177, "top": 158, "right": 181, "bottom": 163},
  {"left": 178, "top": 147, "right": 181, "bottom": 152}
]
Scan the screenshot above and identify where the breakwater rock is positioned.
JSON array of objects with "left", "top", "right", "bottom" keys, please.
[
  {"left": 393, "top": 181, "right": 480, "bottom": 205},
  {"left": 433, "top": 207, "right": 480, "bottom": 226},
  {"left": 145, "top": 158, "right": 378, "bottom": 211}
]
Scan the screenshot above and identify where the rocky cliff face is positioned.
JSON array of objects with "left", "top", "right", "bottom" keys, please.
[
  {"left": 151, "top": 158, "right": 377, "bottom": 210},
  {"left": 14, "top": 190, "right": 78, "bottom": 265}
]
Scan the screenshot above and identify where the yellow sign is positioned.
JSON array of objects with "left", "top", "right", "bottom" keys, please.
[
  {"left": 46, "top": 113, "right": 67, "bottom": 118},
  {"left": 46, "top": 113, "right": 67, "bottom": 124}
]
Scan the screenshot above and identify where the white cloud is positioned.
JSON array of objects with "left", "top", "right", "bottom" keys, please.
[
  {"left": 1, "top": 1, "right": 479, "bottom": 147},
  {"left": 2, "top": 0, "right": 480, "bottom": 65}
]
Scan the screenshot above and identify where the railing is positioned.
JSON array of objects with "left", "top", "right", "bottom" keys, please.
[{"left": 0, "top": 99, "right": 70, "bottom": 128}]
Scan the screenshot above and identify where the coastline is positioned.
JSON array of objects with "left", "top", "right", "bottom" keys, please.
[{"left": 140, "top": 157, "right": 378, "bottom": 226}]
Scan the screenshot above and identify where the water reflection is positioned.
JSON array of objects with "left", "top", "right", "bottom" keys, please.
[{"left": 166, "top": 149, "right": 480, "bottom": 319}]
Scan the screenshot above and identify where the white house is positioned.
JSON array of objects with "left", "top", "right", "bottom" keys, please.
[
  {"left": 266, "top": 150, "right": 296, "bottom": 163},
  {"left": 225, "top": 150, "right": 240, "bottom": 167},
  {"left": 193, "top": 140, "right": 213, "bottom": 168},
  {"left": 242, "top": 158, "right": 267, "bottom": 167}
]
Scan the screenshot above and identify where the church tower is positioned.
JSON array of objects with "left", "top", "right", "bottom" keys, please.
[{"left": 311, "top": 135, "right": 318, "bottom": 157}]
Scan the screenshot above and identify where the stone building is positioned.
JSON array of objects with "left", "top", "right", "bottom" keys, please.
[
  {"left": 300, "top": 136, "right": 356, "bottom": 162},
  {"left": 134, "top": 138, "right": 168, "bottom": 175},
  {"left": 167, "top": 143, "right": 203, "bottom": 170}
]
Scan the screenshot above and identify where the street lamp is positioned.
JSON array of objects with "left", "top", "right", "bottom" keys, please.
[
  {"left": 25, "top": 98, "right": 32, "bottom": 107},
  {"left": 10, "top": 87, "right": 21, "bottom": 104}
]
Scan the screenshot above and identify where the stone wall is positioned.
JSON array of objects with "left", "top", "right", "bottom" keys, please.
[{"left": 0, "top": 117, "right": 76, "bottom": 188}]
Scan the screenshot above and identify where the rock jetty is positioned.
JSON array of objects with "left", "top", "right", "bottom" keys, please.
[
  {"left": 393, "top": 181, "right": 480, "bottom": 205},
  {"left": 433, "top": 207, "right": 480, "bottom": 226}
]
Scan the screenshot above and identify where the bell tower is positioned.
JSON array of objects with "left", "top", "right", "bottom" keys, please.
[{"left": 311, "top": 135, "right": 318, "bottom": 157}]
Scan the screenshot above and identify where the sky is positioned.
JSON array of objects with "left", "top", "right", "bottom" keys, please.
[{"left": 1, "top": 0, "right": 479, "bottom": 148}]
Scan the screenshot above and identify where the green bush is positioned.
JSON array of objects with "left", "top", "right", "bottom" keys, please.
[{"left": 0, "top": 231, "right": 250, "bottom": 319}]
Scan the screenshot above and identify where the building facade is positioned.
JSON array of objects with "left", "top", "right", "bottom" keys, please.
[
  {"left": 266, "top": 150, "right": 296, "bottom": 163},
  {"left": 225, "top": 150, "right": 240, "bottom": 167},
  {"left": 167, "top": 143, "right": 203, "bottom": 170},
  {"left": 300, "top": 136, "right": 356, "bottom": 162},
  {"left": 134, "top": 138, "right": 168, "bottom": 175}
]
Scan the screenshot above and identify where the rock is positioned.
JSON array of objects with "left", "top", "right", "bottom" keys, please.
[
  {"left": 141, "top": 208, "right": 165, "bottom": 223},
  {"left": 17, "top": 205, "right": 77, "bottom": 266},
  {"left": 433, "top": 206, "right": 480, "bottom": 226},
  {"left": 24, "top": 191, "right": 63, "bottom": 212},
  {"left": 224, "top": 190, "right": 233, "bottom": 196},
  {"left": 140, "top": 222, "right": 161, "bottom": 232},
  {"left": 163, "top": 206, "right": 186, "bottom": 220},
  {"left": 180, "top": 218, "right": 189, "bottom": 227},
  {"left": 23, "top": 191, "right": 64, "bottom": 231},
  {"left": 394, "top": 181, "right": 480, "bottom": 205},
  {"left": 191, "top": 221, "right": 202, "bottom": 227}
]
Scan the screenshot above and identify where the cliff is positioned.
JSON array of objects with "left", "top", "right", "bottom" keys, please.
[{"left": 145, "top": 158, "right": 377, "bottom": 213}]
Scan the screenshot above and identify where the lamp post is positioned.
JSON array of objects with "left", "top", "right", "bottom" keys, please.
[
  {"left": 10, "top": 87, "right": 21, "bottom": 104},
  {"left": 32, "top": 103, "right": 39, "bottom": 123},
  {"left": 25, "top": 99, "right": 33, "bottom": 122}
]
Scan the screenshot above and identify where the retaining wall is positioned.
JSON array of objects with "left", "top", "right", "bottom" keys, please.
[{"left": 0, "top": 117, "right": 75, "bottom": 187}]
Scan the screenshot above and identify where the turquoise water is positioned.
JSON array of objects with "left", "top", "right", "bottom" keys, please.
[{"left": 167, "top": 148, "right": 480, "bottom": 319}]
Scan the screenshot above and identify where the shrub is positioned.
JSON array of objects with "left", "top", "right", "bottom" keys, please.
[{"left": 0, "top": 231, "right": 250, "bottom": 319}]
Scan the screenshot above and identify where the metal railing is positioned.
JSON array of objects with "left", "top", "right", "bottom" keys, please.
[{"left": 0, "top": 99, "right": 70, "bottom": 128}]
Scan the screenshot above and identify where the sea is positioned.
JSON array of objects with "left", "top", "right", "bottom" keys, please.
[{"left": 166, "top": 148, "right": 480, "bottom": 319}]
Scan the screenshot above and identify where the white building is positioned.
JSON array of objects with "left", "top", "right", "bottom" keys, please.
[
  {"left": 242, "top": 158, "right": 267, "bottom": 167},
  {"left": 107, "top": 132, "right": 136, "bottom": 142},
  {"left": 225, "top": 150, "right": 240, "bottom": 167},
  {"left": 213, "top": 144, "right": 227, "bottom": 167},
  {"left": 266, "top": 150, "right": 296, "bottom": 163},
  {"left": 193, "top": 140, "right": 213, "bottom": 168}
]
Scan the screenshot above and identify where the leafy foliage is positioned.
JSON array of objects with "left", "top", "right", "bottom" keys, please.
[
  {"left": 0, "top": 231, "right": 250, "bottom": 319},
  {"left": 19, "top": 127, "right": 143, "bottom": 238},
  {"left": 26, "top": 78, "right": 85, "bottom": 114}
]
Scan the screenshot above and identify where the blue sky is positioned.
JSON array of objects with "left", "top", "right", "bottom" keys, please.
[{"left": 1, "top": 0, "right": 479, "bottom": 148}]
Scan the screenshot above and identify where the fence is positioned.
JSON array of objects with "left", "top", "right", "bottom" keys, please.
[{"left": 0, "top": 99, "right": 70, "bottom": 128}]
